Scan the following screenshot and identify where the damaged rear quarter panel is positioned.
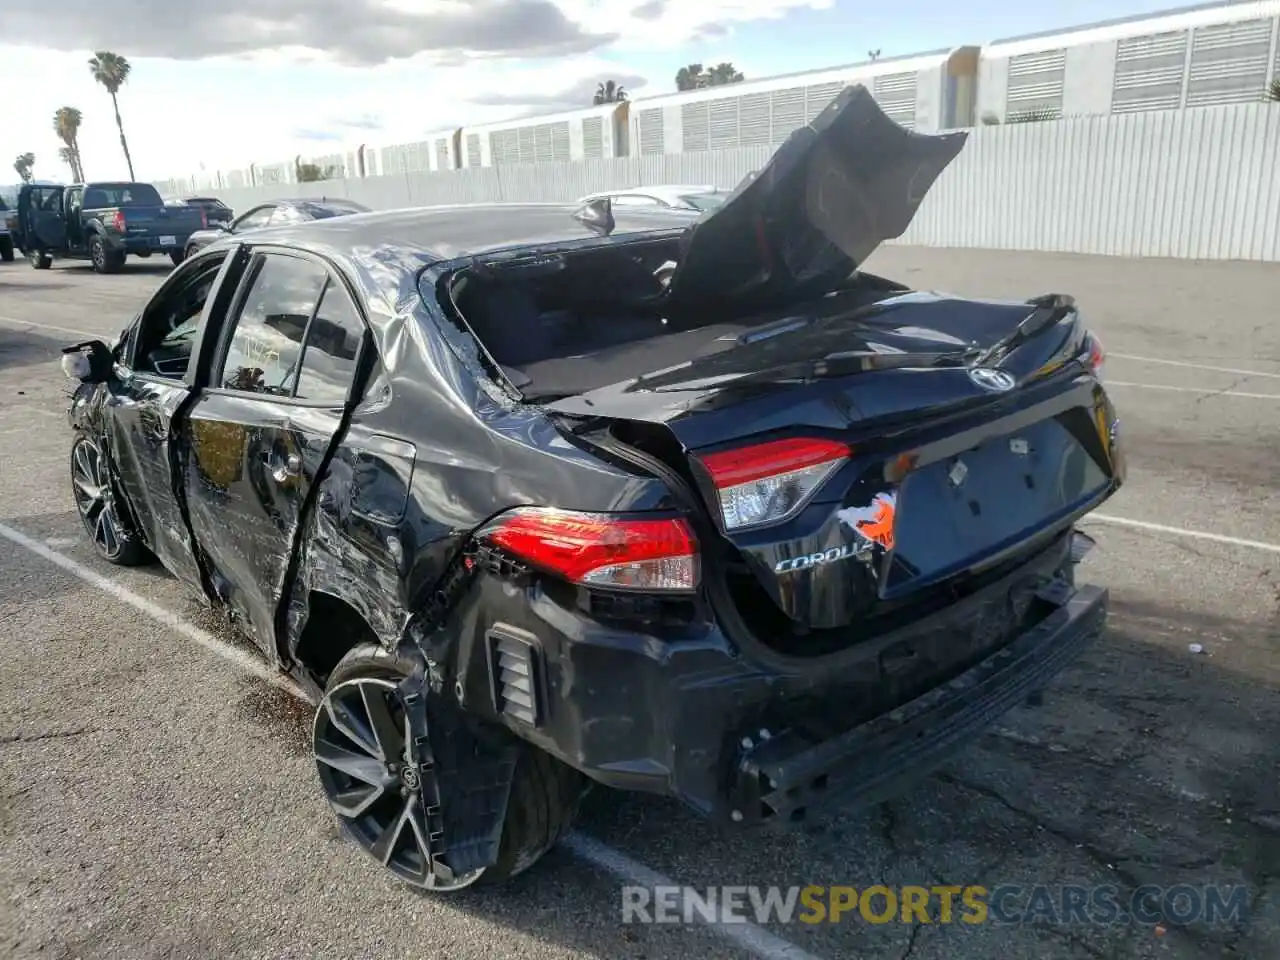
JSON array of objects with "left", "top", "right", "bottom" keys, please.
[{"left": 282, "top": 246, "right": 671, "bottom": 675}]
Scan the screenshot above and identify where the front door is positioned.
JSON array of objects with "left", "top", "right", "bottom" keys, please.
[
  {"left": 178, "top": 249, "right": 364, "bottom": 658},
  {"left": 104, "top": 249, "right": 245, "bottom": 594}
]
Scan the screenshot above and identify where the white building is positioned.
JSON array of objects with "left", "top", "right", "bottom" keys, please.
[
  {"left": 623, "top": 47, "right": 982, "bottom": 156},
  {"left": 457, "top": 103, "right": 631, "bottom": 168},
  {"left": 978, "top": 0, "right": 1280, "bottom": 121}
]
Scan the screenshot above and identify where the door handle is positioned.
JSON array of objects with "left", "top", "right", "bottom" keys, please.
[{"left": 271, "top": 453, "right": 302, "bottom": 484}]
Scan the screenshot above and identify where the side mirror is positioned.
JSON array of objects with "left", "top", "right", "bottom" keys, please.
[
  {"left": 571, "top": 197, "right": 615, "bottom": 237},
  {"left": 60, "top": 339, "right": 116, "bottom": 384}
]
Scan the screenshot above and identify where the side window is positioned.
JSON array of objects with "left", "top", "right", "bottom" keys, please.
[
  {"left": 233, "top": 206, "right": 274, "bottom": 233},
  {"left": 294, "top": 280, "right": 366, "bottom": 404},
  {"left": 219, "top": 254, "right": 327, "bottom": 396},
  {"left": 611, "top": 194, "right": 659, "bottom": 207},
  {"left": 134, "top": 255, "right": 229, "bottom": 379}
]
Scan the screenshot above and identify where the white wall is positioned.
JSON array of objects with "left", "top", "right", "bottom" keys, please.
[{"left": 158, "top": 102, "right": 1280, "bottom": 262}]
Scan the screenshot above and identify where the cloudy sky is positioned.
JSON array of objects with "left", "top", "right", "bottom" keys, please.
[{"left": 1, "top": 0, "right": 1181, "bottom": 181}]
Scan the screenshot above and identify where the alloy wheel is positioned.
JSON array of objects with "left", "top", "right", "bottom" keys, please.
[
  {"left": 71, "top": 437, "right": 126, "bottom": 561},
  {"left": 313, "top": 677, "right": 484, "bottom": 890}
]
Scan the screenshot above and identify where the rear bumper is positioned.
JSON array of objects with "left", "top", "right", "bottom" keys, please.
[
  {"left": 450, "top": 530, "right": 1106, "bottom": 826},
  {"left": 729, "top": 582, "right": 1106, "bottom": 824},
  {"left": 114, "top": 235, "right": 188, "bottom": 254}
]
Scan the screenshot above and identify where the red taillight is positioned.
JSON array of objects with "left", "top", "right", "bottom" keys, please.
[
  {"left": 697, "top": 437, "right": 852, "bottom": 531},
  {"left": 1083, "top": 331, "right": 1105, "bottom": 379},
  {"left": 479, "top": 508, "right": 699, "bottom": 592},
  {"left": 109, "top": 210, "right": 126, "bottom": 232}
]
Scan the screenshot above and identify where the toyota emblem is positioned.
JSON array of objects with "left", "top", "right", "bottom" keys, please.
[{"left": 968, "top": 367, "right": 1016, "bottom": 392}]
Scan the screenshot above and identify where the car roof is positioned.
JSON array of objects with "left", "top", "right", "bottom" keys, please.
[
  {"left": 578, "top": 184, "right": 720, "bottom": 203},
  {"left": 242, "top": 202, "right": 693, "bottom": 264}
]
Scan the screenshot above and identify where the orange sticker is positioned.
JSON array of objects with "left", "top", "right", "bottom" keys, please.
[{"left": 836, "top": 492, "right": 897, "bottom": 550}]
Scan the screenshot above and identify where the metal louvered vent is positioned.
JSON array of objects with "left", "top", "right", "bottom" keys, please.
[
  {"left": 487, "top": 627, "right": 542, "bottom": 727},
  {"left": 638, "top": 108, "right": 665, "bottom": 155},
  {"left": 489, "top": 130, "right": 519, "bottom": 166},
  {"left": 709, "top": 97, "right": 740, "bottom": 149},
  {"left": 681, "top": 101, "right": 710, "bottom": 152},
  {"left": 770, "top": 86, "right": 805, "bottom": 143},
  {"left": 805, "top": 82, "right": 843, "bottom": 121},
  {"left": 1007, "top": 49, "right": 1066, "bottom": 116},
  {"left": 550, "top": 122, "right": 571, "bottom": 162},
  {"left": 739, "top": 92, "right": 771, "bottom": 145},
  {"left": 582, "top": 116, "right": 604, "bottom": 159},
  {"left": 465, "top": 133, "right": 482, "bottom": 167},
  {"left": 1186, "top": 18, "right": 1273, "bottom": 107},
  {"left": 1112, "top": 30, "right": 1189, "bottom": 114},
  {"left": 873, "top": 71, "right": 918, "bottom": 128}
]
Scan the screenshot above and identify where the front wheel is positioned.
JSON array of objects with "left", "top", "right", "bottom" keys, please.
[
  {"left": 314, "top": 643, "right": 586, "bottom": 891},
  {"left": 70, "top": 434, "right": 152, "bottom": 566},
  {"left": 30, "top": 249, "right": 52, "bottom": 270},
  {"left": 169, "top": 249, "right": 184, "bottom": 266},
  {"left": 0, "top": 236, "right": 14, "bottom": 262}
]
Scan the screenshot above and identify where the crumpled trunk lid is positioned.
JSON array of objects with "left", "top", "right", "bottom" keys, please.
[
  {"left": 665, "top": 84, "right": 969, "bottom": 307},
  {"left": 548, "top": 296, "right": 1122, "bottom": 633}
]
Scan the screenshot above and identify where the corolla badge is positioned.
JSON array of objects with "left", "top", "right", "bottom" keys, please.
[
  {"left": 836, "top": 491, "right": 898, "bottom": 550},
  {"left": 968, "top": 367, "right": 1016, "bottom": 392}
]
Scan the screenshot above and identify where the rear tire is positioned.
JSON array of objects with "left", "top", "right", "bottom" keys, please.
[
  {"left": 0, "top": 237, "right": 14, "bottom": 262},
  {"left": 90, "top": 235, "right": 125, "bottom": 274},
  {"left": 30, "top": 249, "right": 51, "bottom": 270},
  {"left": 316, "top": 643, "right": 586, "bottom": 890}
]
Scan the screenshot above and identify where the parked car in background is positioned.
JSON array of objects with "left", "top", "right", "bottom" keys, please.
[
  {"left": 11, "top": 181, "right": 208, "bottom": 272},
  {"left": 176, "top": 196, "right": 234, "bottom": 227},
  {"left": 183, "top": 197, "right": 370, "bottom": 259},
  {"left": 576, "top": 184, "right": 729, "bottom": 213},
  {"left": 0, "top": 195, "right": 14, "bottom": 262},
  {"left": 57, "top": 87, "right": 1123, "bottom": 893}
]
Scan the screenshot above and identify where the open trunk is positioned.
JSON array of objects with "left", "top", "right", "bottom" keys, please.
[{"left": 434, "top": 84, "right": 1123, "bottom": 651}]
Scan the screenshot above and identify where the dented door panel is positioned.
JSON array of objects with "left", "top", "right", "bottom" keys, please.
[
  {"left": 181, "top": 392, "right": 342, "bottom": 657},
  {"left": 101, "top": 374, "right": 205, "bottom": 592}
]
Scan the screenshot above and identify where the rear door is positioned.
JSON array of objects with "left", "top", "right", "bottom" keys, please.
[
  {"left": 24, "top": 185, "right": 67, "bottom": 251},
  {"left": 178, "top": 247, "right": 370, "bottom": 657}
]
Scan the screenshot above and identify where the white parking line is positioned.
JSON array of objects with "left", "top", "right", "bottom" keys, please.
[
  {"left": 0, "top": 314, "right": 107, "bottom": 341},
  {"left": 1087, "top": 513, "right": 1280, "bottom": 555},
  {"left": 0, "top": 518, "right": 824, "bottom": 960},
  {"left": 1105, "top": 380, "right": 1280, "bottom": 400},
  {"left": 1108, "top": 352, "right": 1280, "bottom": 380}
]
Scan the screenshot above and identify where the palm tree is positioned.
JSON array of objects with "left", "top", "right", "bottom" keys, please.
[
  {"left": 89, "top": 51, "right": 135, "bottom": 180},
  {"left": 1266, "top": 78, "right": 1280, "bottom": 102},
  {"left": 675, "top": 63, "right": 705, "bottom": 91},
  {"left": 13, "top": 152, "right": 35, "bottom": 182},
  {"left": 706, "top": 63, "right": 745, "bottom": 86},
  {"left": 53, "top": 107, "right": 85, "bottom": 181},
  {"left": 593, "top": 80, "right": 628, "bottom": 105}
]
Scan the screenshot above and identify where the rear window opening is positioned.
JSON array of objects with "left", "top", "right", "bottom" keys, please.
[{"left": 438, "top": 237, "right": 903, "bottom": 401}]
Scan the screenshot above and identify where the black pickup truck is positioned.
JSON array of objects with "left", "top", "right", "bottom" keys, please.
[{"left": 10, "top": 181, "right": 208, "bottom": 273}]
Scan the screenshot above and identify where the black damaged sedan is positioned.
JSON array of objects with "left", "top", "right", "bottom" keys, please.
[{"left": 59, "top": 86, "right": 1124, "bottom": 891}]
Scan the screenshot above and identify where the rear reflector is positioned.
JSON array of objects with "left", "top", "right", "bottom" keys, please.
[
  {"left": 697, "top": 437, "right": 851, "bottom": 531},
  {"left": 479, "top": 507, "right": 699, "bottom": 592}
]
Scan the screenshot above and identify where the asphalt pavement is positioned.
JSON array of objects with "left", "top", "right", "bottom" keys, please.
[{"left": 0, "top": 247, "right": 1277, "bottom": 960}]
